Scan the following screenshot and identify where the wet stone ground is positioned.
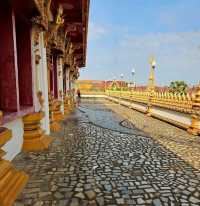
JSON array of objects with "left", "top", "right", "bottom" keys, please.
[{"left": 13, "top": 100, "right": 200, "bottom": 206}]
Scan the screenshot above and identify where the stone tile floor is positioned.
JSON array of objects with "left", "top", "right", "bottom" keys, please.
[
  {"left": 13, "top": 100, "right": 200, "bottom": 206},
  {"left": 105, "top": 101, "right": 200, "bottom": 170}
]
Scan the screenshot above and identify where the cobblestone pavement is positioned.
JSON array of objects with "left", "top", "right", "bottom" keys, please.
[
  {"left": 13, "top": 100, "right": 200, "bottom": 206},
  {"left": 104, "top": 100, "right": 200, "bottom": 170}
]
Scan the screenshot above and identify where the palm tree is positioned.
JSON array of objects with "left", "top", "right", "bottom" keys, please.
[{"left": 169, "top": 81, "right": 188, "bottom": 95}]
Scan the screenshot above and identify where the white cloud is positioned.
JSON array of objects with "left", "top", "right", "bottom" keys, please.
[
  {"left": 81, "top": 31, "right": 200, "bottom": 86},
  {"left": 88, "top": 22, "right": 109, "bottom": 40}
]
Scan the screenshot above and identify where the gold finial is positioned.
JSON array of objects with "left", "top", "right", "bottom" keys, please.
[
  {"left": 192, "top": 83, "right": 200, "bottom": 109},
  {"left": 149, "top": 56, "right": 156, "bottom": 67}
]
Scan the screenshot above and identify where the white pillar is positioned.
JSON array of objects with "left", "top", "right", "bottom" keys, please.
[
  {"left": 31, "top": 28, "right": 50, "bottom": 135},
  {"left": 66, "top": 67, "right": 70, "bottom": 91},
  {"left": 40, "top": 32, "right": 50, "bottom": 134},
  {"left": 57, "top": 57, "right": 64, "bottom": 114}
]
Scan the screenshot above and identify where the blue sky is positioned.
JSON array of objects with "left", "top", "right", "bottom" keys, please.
[{"left": 80, "top": 0, "right": 200, "bottom": 86}]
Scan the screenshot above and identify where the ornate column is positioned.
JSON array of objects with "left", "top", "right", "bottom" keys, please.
[
  {"left": 188, "top": 84, "right": 200, "bottom": 135},
  {"left": 0, "top": 111, "right": 29, "bottom": 205},
  {"left": 46, "top": 46, "right": 52, "bottom": 93},
  {"left": 22, "top": 27, "right": 53, "bottom": 151},
  {"left": 146, "top": 57, "right": 156, "bottom": 116},
  {"left": 46, "top": 47, "right": 62, "bottom": 132},
  {"left": 57, "top": 55, "right": 64, "bottom": 114}
]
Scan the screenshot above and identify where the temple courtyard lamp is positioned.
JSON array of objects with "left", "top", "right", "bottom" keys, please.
[
  {"left": 131, "top": 69, "right": 136, "bottom": 89},
  {"left": 147, "top": 57, "right": 156, "bottom": 116}
]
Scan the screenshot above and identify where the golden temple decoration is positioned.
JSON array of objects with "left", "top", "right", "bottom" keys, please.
[
  {"left": 55, "top": 5, "right": 65, "bottom": 25},
  {"left": 37, "top": 90, "right": 45, "bottom": 111},
  {"left": 107, "top": 88, "right": 200, "bottom": 135},
  {"left": 31, "top": 0, "right": 48, "bottom": 30},
  {"left": 46, "top": 0, "right": 52, "bottom": 20},
  {"left": 49, "top": 93, "right": 64, "bottom": 132},
  {"left": 22, "top": 112, "right": 53, "bottom": 151},
  {"left": 35, "top": 48, "right": 41, "bottom": 65},
  {"left": 44, "top": 4, "right": 65, "bottom": 47},
  {"left": 64, "top": 91, "right": 74, "bottom": 115},
  {"left": 34, "top": 30, "right": 40, "bottom": 46},
  {"left": 188, "top": 84, "right": 200, "bottom": 135},
  {"left": 64, "top": 94, "right": 70, "bottom": 115},
  {"left": 59, "top": 90, "right": 63, "bottom": 99},
  {"left": 22, "top": 92, "right": 53, "bottom": 151},
  {"left": 0, "top": 114, "right": 29, "bottom": 206}
]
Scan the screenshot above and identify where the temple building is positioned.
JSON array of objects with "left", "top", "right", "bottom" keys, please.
[{"left": 0, "top": 0, "right": 89, "bottom": 205}]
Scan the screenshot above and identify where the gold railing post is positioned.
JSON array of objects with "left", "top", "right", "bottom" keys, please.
[{"left": 188, "top": 84, "right": 200, "bottom": 135}]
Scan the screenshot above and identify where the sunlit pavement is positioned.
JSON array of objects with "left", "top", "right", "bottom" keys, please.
[{"left": 13, "top": 100, "right": 200, "bottom": 206}]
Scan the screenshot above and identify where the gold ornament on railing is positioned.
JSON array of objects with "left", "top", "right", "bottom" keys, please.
[
  {"left": 192, "top": 84, "right": 200, "bottom": 109},
  {"left": 187, "top": 84, "right": 200, "bottom": 135}
]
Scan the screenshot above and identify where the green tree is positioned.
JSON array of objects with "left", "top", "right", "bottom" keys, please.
[{"left": 169, "top": 81, "right": 188, "bottom": 95}]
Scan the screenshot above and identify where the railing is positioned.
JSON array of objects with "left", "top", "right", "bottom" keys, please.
[
  {"left": 106, "top": 90, "right": 196, "bottom": 114},
  {"left": 105, "top": 89, "right": 200, "bottom": 135}
]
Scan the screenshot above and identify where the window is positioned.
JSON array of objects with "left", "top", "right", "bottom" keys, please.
[
  {"left": 0, "top": 1, "right": 18, "bottom": 113},
  {"left": 15, "top": 15, "right": 33, "bottom": 108},
  {"left": 0, "top": 1, "right": 34, "bottom": 122}
]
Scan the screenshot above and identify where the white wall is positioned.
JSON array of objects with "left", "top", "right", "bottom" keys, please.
[
  {"left": 2, "top": 118, "right": 24, "bottom": 161},
  {"left": 106, "top": 96, "right": 191, "bottom": 128},
  {"left": 151, "top": 107, "right": 191, "bottom": 127}
]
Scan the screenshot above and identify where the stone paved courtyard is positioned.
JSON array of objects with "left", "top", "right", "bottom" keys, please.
[{"left": 13, "top": 100, "right": 200, "bottom": 206}]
